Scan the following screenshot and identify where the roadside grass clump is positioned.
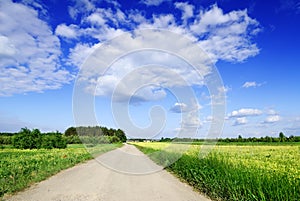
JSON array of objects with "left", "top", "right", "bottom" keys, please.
[
  {"left": 133, "top": 142, "right": 300, "bottom": 201},
  {"left": 0, "top": 143, "right": 122, "bottom": 198}
]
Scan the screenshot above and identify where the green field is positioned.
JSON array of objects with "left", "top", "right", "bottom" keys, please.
[
  {"left": 0, "top": 144, "right": 122, "bottom": 198},
  {"left": 133, "top": 142, "right": 300, "bottom": 201}
]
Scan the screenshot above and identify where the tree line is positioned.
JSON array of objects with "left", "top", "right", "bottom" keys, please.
[
  {"left": 130, "top": 132, "right": 300, "bottom": 143},
  {"left": 64, "top": 126, "right": 127, "bottom": 144},
  {"left": 218, "top": 132, "right": 300, "bottom": 143},
  {"left": 0, "top": 126, "right": 127, "bottom": 149}
]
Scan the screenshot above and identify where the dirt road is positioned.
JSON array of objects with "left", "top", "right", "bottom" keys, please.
[{"left": 5, "top": 144, "right": 210, "bottom": 201}]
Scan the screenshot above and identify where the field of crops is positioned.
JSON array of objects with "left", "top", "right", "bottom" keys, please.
[
  {"left": 133, "top": 142, "right": 300, "bottom": 201},
  {"left": 0, "top": 144, "right": 122, "bottom": 198}
]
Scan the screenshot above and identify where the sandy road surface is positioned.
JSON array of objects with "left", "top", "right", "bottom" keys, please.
[{"left": 4, "top": 144, "right": 210, "bottom": 201}]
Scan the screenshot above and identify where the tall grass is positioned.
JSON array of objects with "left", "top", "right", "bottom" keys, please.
[{"left": 133, "top": 142, "right": 300, "bottom": 201}]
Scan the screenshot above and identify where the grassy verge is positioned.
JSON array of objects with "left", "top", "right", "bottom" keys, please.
[
  {"left": 133, "top": 142, "right": 300, "bottom": 201},
  {"left": 0, "top": 143, "right": 122, "bottom": 198}
]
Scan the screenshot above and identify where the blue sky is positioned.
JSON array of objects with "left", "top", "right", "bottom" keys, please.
[{"left": 0, "top": 0, "right": 299, "bottom": 139}]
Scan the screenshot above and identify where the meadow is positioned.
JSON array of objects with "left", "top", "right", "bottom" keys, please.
[
  {"left": 0, "top": 144, "right": 122, "bottom": 198},
  {"left": 133, "top": 142, "right": 300, "bottom": 201}
]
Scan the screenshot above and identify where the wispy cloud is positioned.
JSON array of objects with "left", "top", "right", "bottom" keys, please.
[
  {"left": 170, "top": 102, "right": 188, "bottom": 113},
  {"left": 233, "top": 117, "right": 248, "bottom": 126},
  {"left": 140, "top": 0, "right": 170, "bottom": 6},
  {"left": 68, "top": 0, "right": 96, "bottom": 20},
  {"left": 278, "top": 0, "right": 300, "bottom": 15},
  {"left": 242, "top": 81, "right": 264, "bottom": 88},
  {"left": 170, "top": 100, "right": 202, "bottom": 113},
  {"left": 266, "top": 109, "right": 278, "bottom": 115}
]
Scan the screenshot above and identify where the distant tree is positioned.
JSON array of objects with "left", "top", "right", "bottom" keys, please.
[
  {"left": 265, "top": 136, "right": 272, "bottom": 142},
  {"left": 101, "top": 127, "right": 108, "bottom": 136},
  {"left": 294, "top": 136, "right": 300, "bottom": 142},
  {"left": 237, "top": 135, "right": 243, "bottom": 142},
  {"left": 115, "top": 129, "right": 127, "bottom": 142},
  {"left": 279, "top": 132, "right": 286, "bottom": 142},
  {"left": 64, "top": 127, "right": 78, "bottom": 136},
  {"left": 288, "top": 135, "right": 295, "bottom": 142}
]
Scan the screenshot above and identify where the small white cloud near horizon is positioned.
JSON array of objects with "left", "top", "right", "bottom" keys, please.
[
  {"left": 242, "top": 81, "right": 264, "bottom": 88},
  {"left": 170, "top": 102, "right": 188, "bottom": 113},
  {"left": 218, "top": 86, "right": 231, "bottom": 94},
  {"left": 170, "top": 100, "right": 202, "bottom": 113},
  {"left": 267, "top": 109, "right": 278, "bottom": 115},
  {"left": 233, "top": 117, "right": 248, "bottom": 126},
  {"left": 229, "top": 108, "right": 263, "bottom": 118},
  {"left": 263, "top": 115, "right": 280, "bottom": 124}
]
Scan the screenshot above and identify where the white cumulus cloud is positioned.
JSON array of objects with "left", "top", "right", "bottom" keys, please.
[
  {"left": 175, "top": 2, "right": 194, "bottom": 24},
  {"left": 191, "top": 4, "right": 260, "bottom": 62},
  {"left": 55, "top": 24, "right": 78, "bottom": 39},
  {"left": 65, "top": 4, "right": 260, "bottom": 102},
  {"left": 229, "top": 108, "right": 263, "bottom": 118},
  {"left": 0, "top": 0, "right": 72, "bottom": 96}
]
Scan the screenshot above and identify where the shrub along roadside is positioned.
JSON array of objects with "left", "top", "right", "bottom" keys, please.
[
  {"left": 12, "top": 128, "right": 66, "bottom": 149},
  {"left": 133, "top": 143, "right": 299, "bottom": 201}
]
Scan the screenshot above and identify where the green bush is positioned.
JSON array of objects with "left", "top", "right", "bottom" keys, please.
[
  {"left": 109, "top": 136, "right": 121, "bottom": 143},
  {"left": 0, "top": 136, "right": 12, "bottom": 145},
  {"left": 12, "top": 128, "right": 41, "bottom": 149},
  {"left": 64, "top": 135, "right": 82, "bottom": 144},
  {"left": 12, "top": 128, "right": 66, "bottom": 149},
  {"left": 41, "top": 133, "right": 67, "bottom": 149}
]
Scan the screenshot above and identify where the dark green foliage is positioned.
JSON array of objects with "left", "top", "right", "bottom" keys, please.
[
  {"left": 12, "top": 128, "right": 41, "bottom": 149},
  {"left": 0, "top": 135, "right": 12, "bottom": 145},
  {"left": 131, "top": 134, "right": 300, "bottom": 144},
  {"left": 279, "top": 132, "right": 286, "bottom": 142},
  {"left": 115, "top": 129, "right": 127, "bottom": 142},
  {"left": 63, "top": 135, "right": 81, "bottom": 144},
  {"left": 1, "top": 126, "right": 127, "bottom": 146},
  {"left": 64, "top": 126, "right": 127, "bottom": 143},
  {"left": 12, "top": 128, "right": 66, "bottom": 149},
  {"left": 109, "top": 136, "right": 121, "bottom": 143},
  {"left": 41, "top": 132, "right": 67, "bottom": 149},
  {"left": 64, "top": 127, "right": 78, "bottom": 136}
]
